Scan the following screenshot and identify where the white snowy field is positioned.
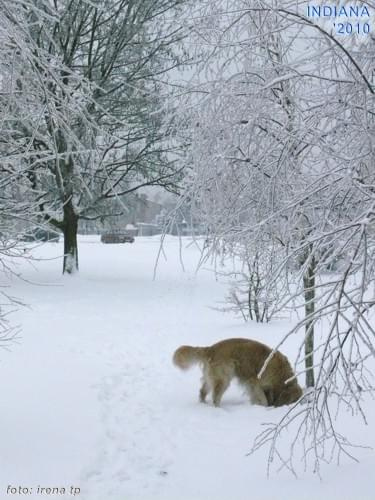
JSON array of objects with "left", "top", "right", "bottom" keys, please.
[{"left": 1, "top": 235, "right": 374, "bottom": 500}]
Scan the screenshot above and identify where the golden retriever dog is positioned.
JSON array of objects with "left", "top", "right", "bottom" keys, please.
[{"left": 173, "top": 338, "right": 302, "bottom": 407}]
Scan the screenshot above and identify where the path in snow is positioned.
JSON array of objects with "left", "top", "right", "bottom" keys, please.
[{"left": 2, "top": 236, "right": 375, "bottom": 500}]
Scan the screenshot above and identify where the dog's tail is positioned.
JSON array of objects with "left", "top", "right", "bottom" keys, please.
[{"left": 173, "top": 345, "right": 208, "bottom": 370}]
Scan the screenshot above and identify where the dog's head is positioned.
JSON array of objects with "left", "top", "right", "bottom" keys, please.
[{"left": 274, "top": 380, "right": 303, "bottom": 407}]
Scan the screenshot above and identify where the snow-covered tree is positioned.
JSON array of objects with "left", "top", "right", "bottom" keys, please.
[
  {"left": 180, "top": 0, "right": 375, "bottom": 474},
  {"left": 6, "top": 0, "right": 189, "bottom": 273},
  {"left": 0, "top": 0, "right": 59, "bottom": 346}
]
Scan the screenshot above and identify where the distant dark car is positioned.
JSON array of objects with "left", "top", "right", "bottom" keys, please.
[
  {"left": 21, "top": 228, "right": 60, "bottom": 242},
  {"left": 101, "top": 232, "right": 135, "bottom": 244}
]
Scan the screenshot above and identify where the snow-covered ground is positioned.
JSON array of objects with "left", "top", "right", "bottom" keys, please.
[{"left": 1, "top": 236, "right": 374, "bottom": 500}]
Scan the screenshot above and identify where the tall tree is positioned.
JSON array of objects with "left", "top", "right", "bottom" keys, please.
[
  {"left": 0, "top": 0, "right": 61, "bottom": 345},
  {"left": 12, "top": 0, "right": 188, "bottom": 273},
  {"left": 180, "top": 0, "right": 375, "bottom": 473}
]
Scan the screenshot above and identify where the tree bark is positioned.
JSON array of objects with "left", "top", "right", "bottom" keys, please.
[
  {"left": 303, "top": 254, "right": 316, "bottom": 388},
  {"left": 62, "top": 199, "right": 78, "bottom": 274}
]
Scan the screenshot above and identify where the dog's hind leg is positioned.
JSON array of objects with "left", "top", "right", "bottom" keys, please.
[
  {"left": 199, "top": 378, "right": 210, "bottom": 403},
  {"left": 212, "top": 378, "right": 230, "bottom": 407},
  {"left": 208, "top": 363, "right": 233, "bottom": 407},
  {"left": 199, "top": 366, "right": 211, "bottom": 403}
]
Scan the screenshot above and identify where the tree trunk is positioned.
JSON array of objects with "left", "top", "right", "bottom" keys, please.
[
  {"left": 303, "top": 254, "right": 316, "bottom": 388},
  {"left": 62, "top": 200, "right": 78, "bottom": 274}
]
